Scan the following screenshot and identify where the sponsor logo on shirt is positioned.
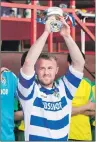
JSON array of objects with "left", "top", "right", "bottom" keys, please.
[
  {"left": 1, "top": 76, "right": 6, "bottom": 85},
  {"left": 0, "top": 76, "right": 8, "bottom": 95},
  {"left": 43, "top": 101, "right": 62, "bottom": 111}
]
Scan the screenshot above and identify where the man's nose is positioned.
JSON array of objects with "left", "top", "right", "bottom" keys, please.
[{"left": 44, "top": 69, "right": 49, "bottom": 74}]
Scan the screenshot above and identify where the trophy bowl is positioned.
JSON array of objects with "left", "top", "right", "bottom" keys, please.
[{"left": 44, "top": 7, "right": 68, "bottom": 32}]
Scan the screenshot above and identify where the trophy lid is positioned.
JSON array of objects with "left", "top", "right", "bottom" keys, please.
[{"left": 46, "top": 7, "right": 63, "bottom": 17}]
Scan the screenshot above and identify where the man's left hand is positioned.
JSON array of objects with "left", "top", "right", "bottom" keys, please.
[{"left": 59, "top": 16, "right": 70, "bottom": 37}]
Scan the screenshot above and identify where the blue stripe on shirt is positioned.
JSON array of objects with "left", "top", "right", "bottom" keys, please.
[
  {"left": 33, "top": 96, "right": 67, "bottom": 111},
  {"left": 17, "top": 84, "right": 35, "bottom": 100},
  {"left": 18, "top": 72, "right": 35, "bottom": 88},
  {"left": 33, "top": 97, "right": 43, "bottom": 108},
  {"left": 30, "top": 114, "right": 69, "bottom": 130},
  {"left": 29, "top": 134, "right": 68, "bottom": 141},
  {"left": 65, "top": 69, "right": 81, "bottom": 88}
]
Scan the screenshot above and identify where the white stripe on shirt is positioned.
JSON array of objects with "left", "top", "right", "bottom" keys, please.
[{"left": 29, "top": 124, "right": 69, "bottom": 139}]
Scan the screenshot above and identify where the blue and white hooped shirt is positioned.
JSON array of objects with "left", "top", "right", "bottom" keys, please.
[{"left": 17, "top": 65, "right": 83, "bottom": 141}]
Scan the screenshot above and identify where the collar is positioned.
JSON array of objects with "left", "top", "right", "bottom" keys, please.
[
  {"left": 35, "top": 76, "right": 59, "bottom": 95},
  {"left": 39, "top": 85, "right": 59, "bottom": 95}
]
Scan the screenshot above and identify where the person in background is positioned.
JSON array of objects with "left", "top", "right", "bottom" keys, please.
[
  {"left": 14, "top": 52, "right": 30, "bottom": 141},
  {"left": 14, "top": 98, "right": 24, "bottom": 141},
  {"left": 17, "top": 13, "right": 85, "bottom": 141},
  {"left": 1, "top": 0, "right": 18, "bottom": 17},
  {"left": 1, "top": 67, "right": 17, "bottom": 141},
  {"left": 67, "top": 53, "right": 95, "bottom": 141},
  {"left": 14, "top": 52, "right": 29, "bottom": 141},
  {"left": 1, "top": 0, "right": 12, "bottom": 17},
  {"left": 90, "top": 82, "right": 96, "bottom": 141},
  {"left": 24, "top": 0, "right": 40, "bottom": 18},
  {"left": 14, "top": 51, "right": 29, "bottom": 141}
]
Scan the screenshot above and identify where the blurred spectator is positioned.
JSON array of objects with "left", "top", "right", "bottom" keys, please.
[
  {"left": 1, "top": 0, "right": 12, "bottom": 17},
  {"left": 67, "top": 53, "right": 95, "bottom": 141},
  {"left": 1, "top": 0, "right": 18, "bottom": 17},
  {"left": 1, "top": 67, "right": 17, "bottom": 141},
  {"left": 14, "top": 98, "right": 24, "bottom": 141},
  {"left": 15, "top": 120, "right": 25, "bottom": 141},
  {"left": 24, "top": 0, "right": 40, "bottom": 18},
  {"left": 90, "top": 82, "right": 96, "bottom": 141},
  {"left": 14, "top": 51, "right": 28, "bottom": 141},
  {"left": 23, "top": 0, "right": 31, "bottom": 18}
]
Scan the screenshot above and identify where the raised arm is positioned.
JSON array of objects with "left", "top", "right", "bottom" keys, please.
[
  {"left": 59, "top": 17, "right": 85, "bottom": 72},
  {"left": 22, "top": 19, "right": 51, "bottom": 76}
]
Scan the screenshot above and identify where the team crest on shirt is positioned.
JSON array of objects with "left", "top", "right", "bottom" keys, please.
[
  {"left": 1, "top": 76, "right": 6, "bottom": 85},
  {"left": 54, "top": 92, "right": 60, "bottom": 99},
  {"left": 53, "top": 88, "right": 60, "bottom": 99}
]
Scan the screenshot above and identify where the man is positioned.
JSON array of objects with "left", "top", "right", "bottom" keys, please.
[
  {"left": 1, "top": 0, "right": 12, "bottom": 17},
  {"left": 90, "top": 82, "right": 96, "bottom": 141},
  {"left": 1, "top": 67, "right": 17, "bottom": 141},
  {"left": 67, "top": 53, "right": 95, "bottom": 141},
  {"left": 1, "top": 0, "right": 18, "bottom": 17},
  {"left": 14, "top": 98, "right": 24, "bottom": 141},
  {"left": 13, "top": 52, "right": 29, "bottom": 141},
  {"left": 17, "top": 15, "right": 85, "bottom": 141}
]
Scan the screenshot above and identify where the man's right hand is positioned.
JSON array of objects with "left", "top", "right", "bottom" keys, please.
[
  {"left": 44, "top": 16, "right": 55, "bottom": 34},
  {"left": 59, "top": 16, "right": 70, "bottom": 37},
  {"left": 86, "top": 101, "right": 96, "bottom": 111},
  {"left": 1, "top": 67, "right": 9, "bottom": 72}
]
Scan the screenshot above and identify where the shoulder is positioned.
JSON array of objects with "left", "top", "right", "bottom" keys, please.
[
  {"left": 55, "top": 76, "right": 63, "bottom": 85},
  {"left": 91, "top": 82, "right": 95, "bottom": 93},
  {"left": 91, "top": 82, "right": 95, "bottom": 87},
  {"left": 2, "top": 69, "right": 17, "bottom": 80},
  {"left": 78, "top": 78, "right": 92, "bottom": 90},
  {"left": 82, "top": 77, "right": 91, "bottom": 85}
]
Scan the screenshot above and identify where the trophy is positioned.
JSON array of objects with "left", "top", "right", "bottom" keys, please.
[
  {"left": 37, "top": 7, "right": 75, "bottom": 32},
  {"left": 45, "top": 7, "right": 66, "bottom": 32}
]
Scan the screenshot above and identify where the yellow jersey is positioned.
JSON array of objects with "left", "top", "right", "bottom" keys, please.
[
  {"left": 69, "top": 78, "right": 92, "bottom": 140},
  {"left": 90, "top": 83, "right": 96, "bottom": 127},
  {"left": 18, "top": 120, "right": 25, "bottom": 131}
]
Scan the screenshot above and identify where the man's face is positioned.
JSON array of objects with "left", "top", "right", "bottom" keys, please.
[{"left": 36, "top": 58, "right": 59, "bottom": 88}]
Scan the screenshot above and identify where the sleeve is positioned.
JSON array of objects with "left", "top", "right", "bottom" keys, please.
[
  {"left": 62, "top": 65, "right": 83, "bottom": 100},
  {"left": 8, "top": 71, "right": 17, "bottom": 97},
  {"left": 11, "top": 72, "right": 18, "bottom": 97},
  {"left": 90, "top": 83, "right": 96, "bottom": 103},
  {"left": 17, "top": 68, "right": 36, "bottom": 101},
  {"left": 14, "top": 97, "right": 19, "bottom": 112}
]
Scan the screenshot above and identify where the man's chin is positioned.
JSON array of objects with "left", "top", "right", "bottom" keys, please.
[{"left": 40, "top": 81, "right": 53, "bottom": 87}]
